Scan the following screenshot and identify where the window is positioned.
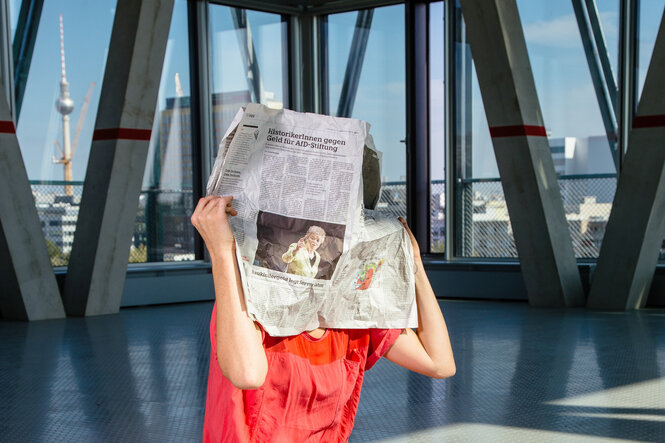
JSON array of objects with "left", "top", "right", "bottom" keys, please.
[
  {"left": 518, "top": 0, "right": 619, "bottom": 259},
  {"left": 327, "top": 5, "right": 406, "bottom": 218},
  {"left": 452, "top": 1, "right": 620, "bottom": 258},
  {"left": 135, "top": 0, "right": 194, "bottom": 263},
  {"left": 208, "top": 5, "right": 286, "bottom": 159},
  {"left": 638, "top": 1, "right": 665, "bottom": 95},
  {"left": 430, "top": 2, "right": 445, "bottom": 253},
  {"left": 14, "top": 0, "right": 116, "bottom": 266}
]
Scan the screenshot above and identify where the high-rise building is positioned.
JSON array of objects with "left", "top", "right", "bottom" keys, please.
[{"left": 140, "top": 90, "right": 255, "bottom": 261}]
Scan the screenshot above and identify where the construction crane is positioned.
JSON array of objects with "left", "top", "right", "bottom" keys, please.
[{"left": 71, "top": 82, "right": 95, "bottom": 156}]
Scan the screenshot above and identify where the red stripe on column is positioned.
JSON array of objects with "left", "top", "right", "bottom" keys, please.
[
  {"left": 489, "top": 125, "right": 547, "bottom": 138},
  {"left": 633, "top": 115, "right": 665, "bottom": 129},
  {"left": 92, "top": 128, "right": 152, "bottom": 141},
  {"left": 0, "top": 120, "right": 16, "bottom": 133}
]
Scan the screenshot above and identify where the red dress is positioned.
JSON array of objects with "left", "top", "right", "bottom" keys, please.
[{"left": 203, "top": 303, "right": 401, "bottom": 442}]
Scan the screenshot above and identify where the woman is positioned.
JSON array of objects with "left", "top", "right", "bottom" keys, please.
[
  {"left": 191, "top": 195, "right": 455, "bottom": 442},
  {"left": 281, "top": 225, "right": 326, "bottom": 278}
]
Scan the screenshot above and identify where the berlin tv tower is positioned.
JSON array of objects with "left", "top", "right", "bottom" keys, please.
[{"left": 55, "top": 13, "right": 75, "bottom": 196}]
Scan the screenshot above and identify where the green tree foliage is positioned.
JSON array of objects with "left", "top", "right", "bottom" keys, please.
[{"left": 45, "top": 239, "right": 70, "bottom": 266}]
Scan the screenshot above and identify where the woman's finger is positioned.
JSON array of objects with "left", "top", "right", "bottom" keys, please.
[
  {"left": 202, "top": 196, "right": 229, "bottom": 217},
  {"left": 193, "top": 195, "right": 215, "bottom": 216}
]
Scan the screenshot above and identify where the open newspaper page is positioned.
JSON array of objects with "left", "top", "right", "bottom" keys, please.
[{"left": 207, "top": 104, "right": 417, "bottom": 336}]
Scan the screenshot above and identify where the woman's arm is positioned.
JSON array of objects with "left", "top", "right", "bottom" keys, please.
[
  {"left": 191, "top": 195, "right": 268, "bottom": 389},
  {"left": 383, "top": 218, "right": 456, "bottom": 379}
]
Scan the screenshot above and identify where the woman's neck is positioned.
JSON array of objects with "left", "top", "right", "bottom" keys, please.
[{"left": 307, "top": 328, "right": 326, "bottom": 339}]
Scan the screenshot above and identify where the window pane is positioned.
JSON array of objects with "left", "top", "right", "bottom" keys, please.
[
  {"left": 455, "top": 2, "right": 620, "bottom": 259},
  {"left": 455, "top": 11, "right": 507, "bottom": 258},
  {"left": 208, "top": 6, "right": 286, "bottom": 161},
  {"left": 519, "top": 0, "right": 619, "bottom": 259},
  {"left": 17, "top": 0, "right": 116, "bottom": 266},
  {"left": 134, "top": 0, "right": 193, "bottom": 263},
  {"left": 327, "top": 5, "right": 406, "bottom": 218},
  {"left": 638, "top": 1, "right": 665, "bottom": 95},
  {"left": 9, "top": 0, "right": 20, "bottom": 35},
  {"left": 430, "top": 2, "right": 445, "bottom": 254}
]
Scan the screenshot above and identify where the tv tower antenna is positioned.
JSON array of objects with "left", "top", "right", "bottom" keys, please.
[{"left": 54, "top": 13, "right": 75, "bottom": 196}]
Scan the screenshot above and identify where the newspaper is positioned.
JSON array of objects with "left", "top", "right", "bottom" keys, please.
[{"left": 207, "top": 103, "right": 417, "bottom": 336}]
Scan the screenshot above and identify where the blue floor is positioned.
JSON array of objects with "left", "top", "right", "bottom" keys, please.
[{"left": 2, "top": 300, "right": 665, "bottom": 442}]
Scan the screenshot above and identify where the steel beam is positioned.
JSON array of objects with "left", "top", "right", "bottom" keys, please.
[
  {"left": 405, "top": 1, "right": 429, "bottom": 251},
  {"left": 187, "top": 0, "right": 211, "bottom": 260},
  {"left": 444, "top": 0, "right": 455, "bottom": 260},
  {"left": 288, "top": 13, "right": 323, "bottom": 113},
  {"left": 0, "top": 0, "right": 14, "bottom": 120},
  {"left": 63, "top": 0, "right": 174, "bottom": 316},
  {"left": 455, "top": 5, "right": 474, "bottom": 258},
  {"left": 571, "top": 0, "right": 619, "bottom": 168},
  {"left": 587, "top": 10, "right": 665, "bottom": 310},
  {"left": 617, "top": 0, "right": 639, "bottom": 164},
  {"left": 458, "top": 0, "right": 584, "bottom": 307},
  {"left": 231, "top": 8, "right": 263, "bottom": 104},
  {"left": 0, "top": 83, "right": 64, "bottom": 320},
  {"left": 336, "top": 9, "right": 373, "bottom": 118},
  {"left": 12, "top": 0, "right": 43, "bottom": 118}
]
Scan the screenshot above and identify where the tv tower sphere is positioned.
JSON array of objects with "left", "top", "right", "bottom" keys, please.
[{"left": 56, "top": 81, "right": 75, "bottom": 115}]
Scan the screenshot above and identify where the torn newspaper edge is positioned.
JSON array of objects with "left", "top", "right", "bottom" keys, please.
[{"left": 207, "top": 103, "right": 417, "bottom": 336}]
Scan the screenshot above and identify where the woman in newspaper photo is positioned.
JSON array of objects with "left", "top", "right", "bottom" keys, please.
[
  {"left": 191, "top": 195, "right": 456, "bottom": 442},
  {"left": 281, "top": 225, "right": 326, "bottom": 278}
]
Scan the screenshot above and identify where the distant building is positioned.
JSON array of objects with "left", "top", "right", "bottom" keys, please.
[
  {"left": 33, "top": 192, "right": 80, "bottom": 257},
  {"left": 143, "top": 90, "right": 277, "bottom": 262}
]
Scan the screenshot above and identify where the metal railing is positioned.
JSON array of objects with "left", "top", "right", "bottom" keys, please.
[
  {"left": 31, "top": 181, "right": 195, "bottom": 266},
  {"left": 31, "top": 174, "right": 661, "bottom": 267},
  {"left": 431, "top": 174, "right": 618, "bottom": 258}
]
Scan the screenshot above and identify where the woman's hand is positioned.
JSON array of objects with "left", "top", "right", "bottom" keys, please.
[{"left": 191, "top": 195, "right": 238, "bottom": 261}]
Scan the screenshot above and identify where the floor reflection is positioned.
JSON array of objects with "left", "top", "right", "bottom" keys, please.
[
  {"left": 352, "top": 301, "right": 665, "bottom": 442},
  {"left": 0, "top": 303, "right": 211, "bottom": 442},
  {"left": 1, "top": 300, "right": 664, "bottom": 442}
]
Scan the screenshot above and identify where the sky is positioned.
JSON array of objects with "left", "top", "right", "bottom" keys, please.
[{"left": 11, "top": 0, "right": 665, "bottom": 184}]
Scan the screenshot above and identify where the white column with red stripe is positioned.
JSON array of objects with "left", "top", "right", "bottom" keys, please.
[
  {"left": 588, "top": 11, "right": 665, "bottom": 309},
  {"left": 459, "top": 0, "right": 584, "bottom": 307},
  {"left": 0, "top": 83, "right": 65, "bottom": 320},
  {"left": 63, "top": 0, "right": 174, "bottom": 316}
]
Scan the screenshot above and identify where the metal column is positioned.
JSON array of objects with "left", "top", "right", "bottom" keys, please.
[
  {"left": 405, "top": 0, "right": 429, "bottom": 250},
  {"left": 571, "top": 0, "right": 619, "bottom": 168},
  {"left": 289, "top": 13, "right": 323, "bottom": 114},
  {"left": 617, "top": 0, "right": 639, "bottom": 163},
  {"left": 63, "top": 0, "right": 175, "bottom": 316},
  {"left": 588, "top": 10, "right": 665, "bottom": 310},
  {"left": 188, "top": 0, "right": 211, "bottom": 260},
  {"left": 336, "top": 9, "right": 373, "bottom": 118},
  {"left": 231, "top": 8, "right": 263, "bottom": 104},
  {"left": 12, "top": 0, "right": 43, "bottom": 118},
  {"left": 458, "top": 0, "right": 584, "bottom": 307}
]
